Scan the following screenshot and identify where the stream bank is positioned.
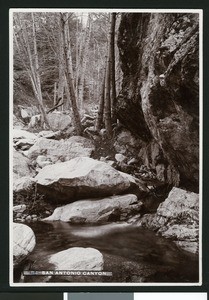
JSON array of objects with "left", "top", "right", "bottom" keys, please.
[{"left": 12, "top": 127, "right": 199, "bottom": 284}]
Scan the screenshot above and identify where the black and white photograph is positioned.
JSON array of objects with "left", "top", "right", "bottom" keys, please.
[{"left": 10, "top": 9, "right": 202, "bottom": 286}]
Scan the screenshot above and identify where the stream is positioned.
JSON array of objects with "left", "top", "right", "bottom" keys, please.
[{"left": 14, "top": 221, "right": 199, "bottom": 283}]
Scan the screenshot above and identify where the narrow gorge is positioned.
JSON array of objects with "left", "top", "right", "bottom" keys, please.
[{"left": 12, "top": 11, "right": 200, "bottom": 285}]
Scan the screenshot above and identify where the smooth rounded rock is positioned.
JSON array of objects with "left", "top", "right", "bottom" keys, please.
[
  {"left": 13, "top": 223, "right": 36, "bottom": 267},
  {"left": 35, "top": 157, "right": 145, "bottom": 202},
  {"left": 49, "top": 247, "right": 104, "bottom": 271},
  {"left": 13, "top": 150, "right": 35, "bottom": 180},
  {"left": 43, "top": 194, "right": 142, "bottom": 223}
]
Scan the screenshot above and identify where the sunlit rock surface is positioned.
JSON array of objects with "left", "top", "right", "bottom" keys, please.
[
  {"left": 28, "top": 136, "right": 95, "bottom": 163},
  {"left": 13, "top": 223, "right": 36, "bottom": 267},
  {"left": 137, "top": 187, "right": 199, "bottom": 254},
  {"left": 43, "top": 194, "right": 142, "bottom": 223},
  {"left": 49, "top": 247, "right": 104, "bottom": 270},
  {"left": 13, "top": 150, "right": 35, "bottom": 181},
  {"left": 35, "top": 157, "right": 146, "bottom": 202}
]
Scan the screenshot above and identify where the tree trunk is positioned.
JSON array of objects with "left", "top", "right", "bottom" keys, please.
[
  {"left": 31, "top": 13, "right": 42, "bottom": 102},
  {"left": 60, "top": 13, "right": 83, "bottom": 136},
  {"left": 75, "top": 27, "right": 85, "bottom": 96},
  {"left": 31, "top": 13, "right": 50, "bottom": 128},
  {"left": 15, "top": 14, "right": 50, "bottom": 129},
  {"left": 53, "top": 82, "right": 57, "bottom": 106},
  {"left": 95, "top": 64, "right": 106, "bottom": 132},
  {"left": 57, "top": 31, "right": 65, "bottom": 111},
  {"left": 104, "top": 14, "right": 113, "bottom": 138},
  {"left": 64, "top": 75, "right": 71, "bottom": 108},
  {"left": 110, "top": 13, "right": 117, "bottom": 124},
  {"left": 78, "top": 16, "right": 92, "bottom": 113}
]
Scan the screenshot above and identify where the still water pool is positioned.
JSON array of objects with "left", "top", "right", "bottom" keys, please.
[{"left": 14, "top": 221, "right": 198, "bottom": 283}]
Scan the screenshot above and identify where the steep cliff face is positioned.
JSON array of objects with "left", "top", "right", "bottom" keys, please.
[{"left": 117, "top": 13, "right": 199, "bottom": 191}]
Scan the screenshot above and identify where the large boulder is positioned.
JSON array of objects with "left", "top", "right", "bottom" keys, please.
[
  {"left": 37, "top": 130, "right": 61, "bottom": 139},
  {"left": 49, "top": 247, "right": 104, "bottom": 270},
  {"left": 36, "top": 155, "right": 52, "bottom": 168},
  {"left": 43, "top": 194, "right": 142, "bottom": 223},
  {"left": 28, "top": 114, "right": 41, "bottom": 129},
  {"left": 13, "top": 150, "right": 35, "bottom": 181},
  {"left": 137, "top": 187, "right": 199, "bottom": 254},
  {"left": 28, "top": 136, "right": 95, "bottom": 164},
  {"left": 47, "top": 111, "right": 72, "bottom": 131},
  {"left": 17, "top": 105, "right": 38, "bottom": 119},
  {"left": 13, "top": 176, "right": 35, "bottom": 194},
  {"left": 14, "top": 139, "right": 36, "bottom": 151},
  {"left": 35, "top": 157, "right": 147, "bottom": 202},
  {"left": 13, "top": 223, "right": 36, "bottom": 267},
  {"left": 13, "top": 204, "right": 26, "bottom": 213},
  {"left": 13, "top": 115, "right": 25, "bottom": 129},
  {"left": 14, "top": 138, "right": 36, "bottom": 151},
  {"left": 13, "top": 129, "right": 37, "bottom": 153},
  {"left": 13, "top": 129, "right": 37, "bottom": 141},
  {"left": 20, "top": 108, "right": 30, "bottom": 120}
]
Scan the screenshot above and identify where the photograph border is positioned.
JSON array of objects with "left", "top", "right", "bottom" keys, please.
[{"left": 0, "top": 0, "right": 208, "bottom": 293}]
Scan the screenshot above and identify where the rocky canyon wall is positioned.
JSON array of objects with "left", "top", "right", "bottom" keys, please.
[{"left": 116, "top": 13, "right": 199, "bottom": 192}]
